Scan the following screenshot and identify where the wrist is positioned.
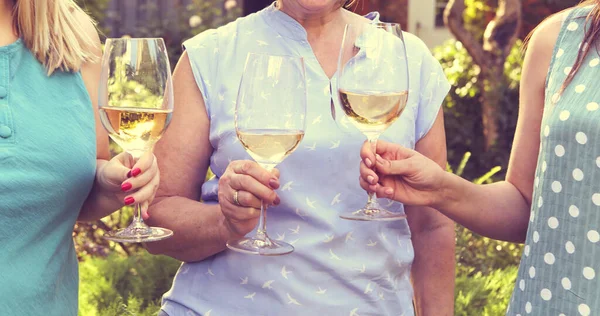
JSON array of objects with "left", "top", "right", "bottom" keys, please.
[{"left": 431, "top": 169, "right": 455, "bottom": 211}]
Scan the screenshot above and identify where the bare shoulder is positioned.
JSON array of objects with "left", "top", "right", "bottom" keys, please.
[{"left": 526, "top": 9, "right": 570, "bottom": 58}]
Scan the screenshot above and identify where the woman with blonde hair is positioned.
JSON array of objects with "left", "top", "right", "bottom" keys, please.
[{"left": 0, "top": 0, "right": 160, "bottom": 314}]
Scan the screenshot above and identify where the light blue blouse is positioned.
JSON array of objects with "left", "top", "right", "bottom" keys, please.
[{"left": 161, "top": 4, "right": 450, "bottom": 316}]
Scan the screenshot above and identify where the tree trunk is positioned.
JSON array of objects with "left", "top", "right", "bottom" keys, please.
[{"left": 445, "top": 0, "right": 521, "bottom": 150}]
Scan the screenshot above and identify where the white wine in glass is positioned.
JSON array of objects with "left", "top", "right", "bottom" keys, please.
[
  {"left": 336, "top": 23, "right": 410, "bottom": 221},
  {"left": 99, "top": 37, "right": 174, "bottom": 243},
  {"left": 227, "top": 53, "right": 307, "bottom": 256}
]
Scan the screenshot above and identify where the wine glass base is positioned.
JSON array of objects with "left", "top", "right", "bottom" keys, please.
[
  {"left": 226, "top": 237, "right": 294, "bottom": 256},
  {"left": 104, "top": 226, "right": 173, "bottom": 243},
  {"left": 339, "top": 208, "right": 407, "bottom": 221}
]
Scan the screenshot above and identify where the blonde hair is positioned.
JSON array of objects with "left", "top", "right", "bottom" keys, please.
[{"left": 12, "top": 0, "right": 97, "bottom": 75}]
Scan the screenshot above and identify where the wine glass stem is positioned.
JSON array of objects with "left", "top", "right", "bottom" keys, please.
[
  {"left": 367, "top": 134, "right": 380, "bottom": 204},
  {"left": 255, "top": 200, "right": 268, "bottom": 240},
  {"left": 132, "top": 203, "right": 146, "bottom": 228}
]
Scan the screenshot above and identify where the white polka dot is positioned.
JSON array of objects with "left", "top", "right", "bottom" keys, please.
[
  {"left": 556, "top": 49, "right": 565, "bottom": 58},
  {"left": 533, "top": 231, "right": 540, "bottom": 243},
  {"left": 529, "top": 266, "right": 536, "bottom": 278},
  {"left": 548, "top": 217, "right": 559, "bottom": 229},
  {"left": 588, "top": 230, "right": 600, "bottom": 243},
  {"left": 569, "top": 205, "right": 580, "bottom": 218},
  {"left": 534, "top": 177, "right": 540, "bottom": 188},
  {"left": 544, "top": 252, "right": 556, "bottom": 264},
  {"left": 583, "top": 267, "right": 595, "bottom": 280},
  {"left": 566, "top": 241, "right": 576, "bottom": 254},
  {"left": 552, "top": 181, "right": 562, "bottom": 193},
  {"left": 542, "top": 161, "right": 547, "bottom": 172},
  {"left": 579, "top": 303, "right": 590, "bottom": 316},
  {"left": 573, "top": 168, "right": 584, "bottom": 181},
  {"left": 562, "top": 277, "right": 572, "bottom": 290},
  {"left": 590, "top": 58, "right": 600, "bottom": 67},
  {"left": 593, "top": 193, "right": 600, "bottom": 206},
  {"left": 564, "top": 66, "right": 573, "bottom": 75},
  {"left": 555, "top": 145, "right": 565, "bottom": 157},
  {"left": 560, "top": 314, "right": 566, "bottom": 316},
  {"left": 544, "top": 125, "right": 550, "bottom": 137},
  {"left": 559, "top": 110, "right": 570, "bottom": 121},
  {"left": 530, "top": 210, "right": 535, "bottom": 222},
  {"left": 552, "top": 93, "right": 561, "bottom": 104},
  {"left": 575, "top": 84, "right": 586, "bottom": 93},
  {"left": 567, "top": 22, "right": 580, "bottom": 31},
  {"left": 524, "top": 245, "right": 530, "bottom": 256},
  {"left": 576, "top": 132, "right": 588, "bottom": 144},
  {"left": 587, "top": 102, "right": 599, "bottom": 111},
  {"left": 526, "top": 302, "right": 532, "bottom": 314},
  {"left": 538, "top": 197, "right": 544, "bottom": 208},
  {"left": 519, "top": 279, "right": 525, "bottom": 291},
  {"left": 597, "top": 156, "right": 600, "bottom": 168},
  {"left": 541, "top": 288, "right": 552, "bottom": 300}
]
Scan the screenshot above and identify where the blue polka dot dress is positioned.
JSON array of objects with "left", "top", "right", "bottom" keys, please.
[{"left": 507, "top": 6, "right": 600, "bottom": 316}]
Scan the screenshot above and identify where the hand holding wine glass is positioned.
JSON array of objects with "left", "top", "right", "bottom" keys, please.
[
  {"left": 226, "top": 53, "right": 307, "bottom": 256},
  {"left": 98, "top": 37, "right": 174, "bottom": 243},
  {"left": 335, "top": 22, "right": 410, "bottom": 221}
]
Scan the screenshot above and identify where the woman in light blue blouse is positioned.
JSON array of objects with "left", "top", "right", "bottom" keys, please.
[{"left": 147, "top": 0, "right": 455, "bottom": 315}]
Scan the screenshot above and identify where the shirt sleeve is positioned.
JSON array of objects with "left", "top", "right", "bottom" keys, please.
[
  {"left": 415, "top": 44, "right": 451, "bottom": 142},
  {"left": 182, "top": 29, "right": 219, "bottom": 117}
]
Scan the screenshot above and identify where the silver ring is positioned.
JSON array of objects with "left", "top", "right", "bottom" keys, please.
[{"left": 233, "top": 190, "right": 241, "bottom": 206}]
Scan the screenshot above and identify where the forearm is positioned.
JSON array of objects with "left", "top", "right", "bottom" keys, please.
[
  {"left": 435, "top": 173, "right": 530, "bottom": 242},
  {"left": 78, "top": 159, "right": 122, "bottom": 222},
  {"left": 144, "top": 196, "right": 232, "bottom": 262},
  {"left": 410, "top": 214, "right": 455, "bottom": 316}
]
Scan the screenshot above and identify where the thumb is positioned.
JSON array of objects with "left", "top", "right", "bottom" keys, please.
[
  {"left": 374, "top": 154, "right": 413, "bottom": 176},
  {"left": 100, "top": 152, "right": 135, "bottom": 188}
]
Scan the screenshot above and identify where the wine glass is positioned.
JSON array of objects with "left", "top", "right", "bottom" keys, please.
[
  {"left": 98, "top": 38, "right": 174, "bottom": 242},
  {"left": 226, "top": 53, "right": 307, "bottom": 256},
  {"left": 335, "top": 23, "right": 410, "bottom": 221}
]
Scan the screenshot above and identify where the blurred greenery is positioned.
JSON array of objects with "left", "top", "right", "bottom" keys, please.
[
  {"left": 435, "top": 39, "right": 521, "bottom": 180},
  {"left": 79, "top": 252, "right": 180, "bottom": 315}
]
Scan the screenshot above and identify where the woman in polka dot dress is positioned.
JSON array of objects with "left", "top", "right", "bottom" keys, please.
[{"left": 358, "top": 2, "right": 600, "bottom": 315}]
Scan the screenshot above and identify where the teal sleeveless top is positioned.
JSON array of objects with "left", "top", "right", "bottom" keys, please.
[
  {"left": 507, "top": 6, "right": 600, "bottom": 316},
  {"left": 0, "top": 39, "right": 96, "bottom": 315}
]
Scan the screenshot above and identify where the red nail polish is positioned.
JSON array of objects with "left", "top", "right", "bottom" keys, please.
[
  {"left": 274, "top": 197, "right": 281, "bottom": 205},
  {"left": 127, "top": 170, "right": 132, "bottom": 178},
  {"left": 124, "top": 196, "right": 135, "bottom": 205},
  {"left": 131, "top": 168, "right": 141, "bottom": 177},
  {"left": 121, "top": 182, "right": 132, "bottom": 192},
  {"left": 269, "top": 178, "right": 279, "bottom": 189}
]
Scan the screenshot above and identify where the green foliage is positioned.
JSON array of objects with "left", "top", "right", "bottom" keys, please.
[
  {"left": 455, "top": 266, "right": 519, "bottom": 316},
  {"left": 74, "top": 0, "right": 111, "bottom": 35},
  {"left": 79, "top": 252, "right": 180, "bottom": 316},
  {"left": 435, "top": 40, "right": 522, "bottom": 180}
]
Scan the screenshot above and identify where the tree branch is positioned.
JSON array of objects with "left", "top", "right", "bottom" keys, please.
[
  {"left": 483, "top": 0, "right": 522, "bottom": 59},
  {"left": 444, "top": 0, "right": 486, "bottom": 67}
]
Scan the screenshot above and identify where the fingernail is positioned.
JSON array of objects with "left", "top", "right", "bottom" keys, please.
[
  {"left": 131, "top": 168, "right": 141, "bottom": 177},
  {"left": 124, "top": 196, "right": 135, "bottom": 205},
  {"left": 269, "top": 178, "right": 279, "bottom": 189},
  {"left": 384, "top": 188, "right": 393, "bottom": 196},
  {"left": 367, "top": 175, "right": 375, "bottom": 185},
  {"left": 121, "top": 182, "right": 132, "bottom": 192},
  {"left": 365, "top": 158, "right": 373, "bottom": 168},
  {"left": 376, "top": 154, "right": 384, "bottom": 164},
  {"left": 274, "top": 196, "right": 281, "bottom": 205},
  {"left": 127, "top": 170, "right": 132, "bottom": 178},
  {"left": 142, "top": 212, "right": 150, "bottom": 220}
]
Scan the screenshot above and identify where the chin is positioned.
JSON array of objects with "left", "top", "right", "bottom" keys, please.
[{"left": 292, "top": 0, "right": 340, "bottom": 11}]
